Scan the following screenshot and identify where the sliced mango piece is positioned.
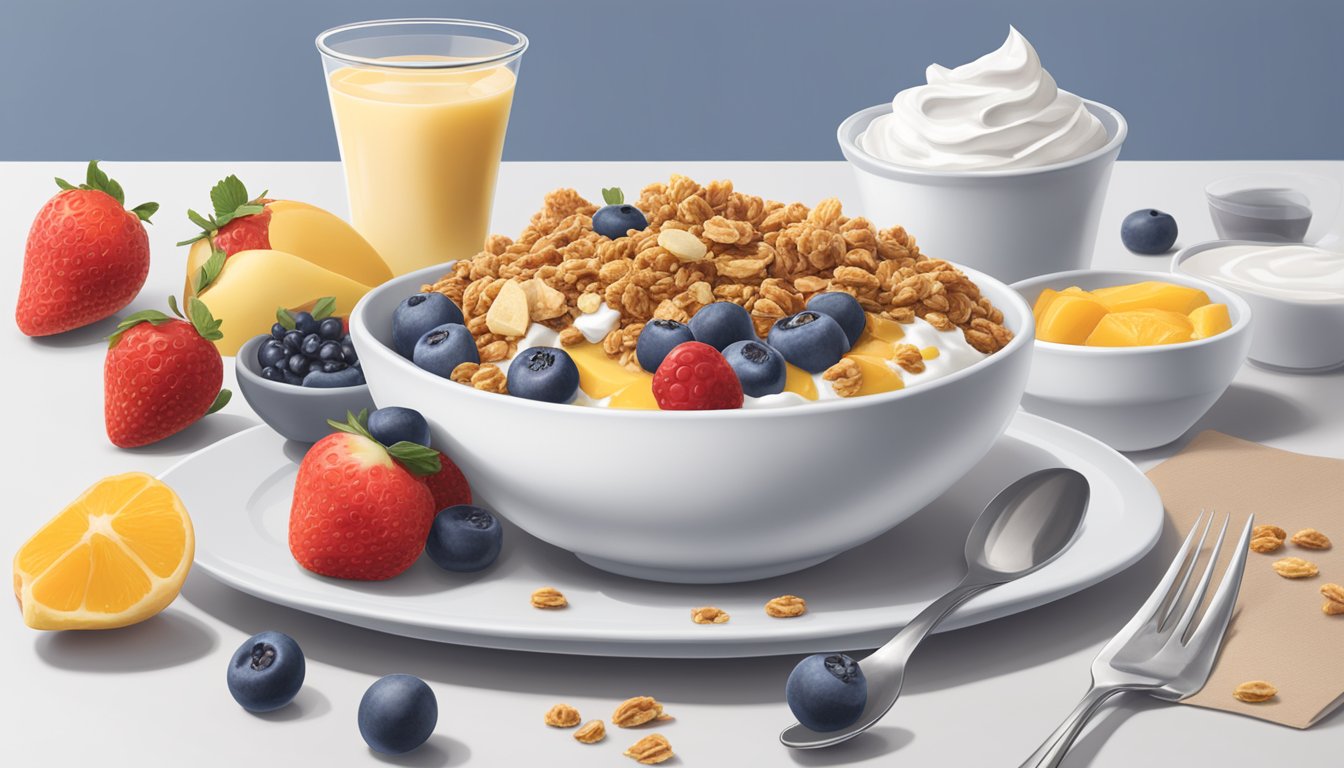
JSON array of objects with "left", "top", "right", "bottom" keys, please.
[
  {"left": 836, "top": 355, "right": 905, "bottom": 396},
  {"left": 1189, "top": 303, "right": 1232, "bottom": 339},
  {"left": 864, "top": 313, "right": 906, "bottom": 343},
  {"left": 1091, "top": 281, "right": 1210, "bottom": 315},
  {"left": 567, "top": 342, "right": 643, "bottom": 399},
  {"left": 1085, "top": 309, "right": 1194, "bottom": 347},
  {"left": 783, "top": 363, "right": 819, "bottom": 400},
  {"left": 607, "top": 377, "right": 658, "bottom": 410},
  {"left": 1037, "top": 293, "right": 1111, "bottom": 345},
  {"left": 1032, "top": 288, "right": 1061, "bottom": 326},
  {"left": 265, "top": 201, "right": 393, "bottom": 287}
]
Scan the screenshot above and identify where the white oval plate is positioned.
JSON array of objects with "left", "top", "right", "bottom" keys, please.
[{"left": 169, "top": 411, "right": 1161, "bottom": 658}]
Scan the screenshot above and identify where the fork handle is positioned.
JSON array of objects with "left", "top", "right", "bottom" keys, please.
[{"left": 1018, "top": 684, "right": 1129, "bottom": 768}]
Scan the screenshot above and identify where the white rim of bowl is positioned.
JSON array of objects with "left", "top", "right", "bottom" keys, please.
[
  {"left": 1172, "top": 239, "right": 1344, "bottom": 307},
  {"left": 1010, "top": 268, "right": 1253, "bottom": 356},
  {"left": 315, "top": 18, "right": 528, "bottom": 70},
  {"left": 837, "top": 99, "right": 1128, "bottom": 180},
  {"left": 349, "top": 262, "right": 1034, "bottom": 420}
]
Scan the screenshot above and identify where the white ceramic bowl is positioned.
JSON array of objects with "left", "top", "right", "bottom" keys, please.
[
  {"left": 352, "top": 263, "right": 1035, "bottom": 583},
  {"left": 837, "top": 100, "right": 1126, "bottom": 284},
  {"left": 1011, "top": 269, "right": 1252, "bottom": 452},
  {"left": 1172, "top": 240, "right": 1344, "bottom": 372}
]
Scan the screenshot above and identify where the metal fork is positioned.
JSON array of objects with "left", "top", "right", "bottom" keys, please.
[{"left": 1020, "top": 510, "right": 1254, "bottom": 768}]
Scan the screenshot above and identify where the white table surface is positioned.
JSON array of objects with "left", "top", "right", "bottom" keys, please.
[{"left": 3, "top": 160, "right": 1343, "bottom": 767}]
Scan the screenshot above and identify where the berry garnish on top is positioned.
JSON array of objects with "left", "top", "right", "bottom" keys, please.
[
  {"left": 652, "top": 341, "right": 744, "bottom": 410},
  {"left": 592, "top": 187, "right": 649, "bottom": 239}
]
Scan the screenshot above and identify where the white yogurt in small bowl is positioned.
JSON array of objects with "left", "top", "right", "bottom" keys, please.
[{"left": 1174, "top": 240, "right": 1344, "bottom": 371}]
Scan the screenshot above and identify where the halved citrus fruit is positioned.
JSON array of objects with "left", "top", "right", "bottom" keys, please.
[{"left": 13, "top": 472, "right": 194, "bottom": 630}]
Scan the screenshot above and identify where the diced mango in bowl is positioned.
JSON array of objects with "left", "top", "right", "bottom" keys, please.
[{"left": 1031, "top": 281, "right": 1231, "bottom": 347}]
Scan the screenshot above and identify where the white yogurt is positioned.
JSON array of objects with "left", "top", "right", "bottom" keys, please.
[
  {"left": 574, "top": 303, "right": 621, "bottom": 342},
  {"left": 1179, "top": 243, "right": 1344, "bottom": 303}
]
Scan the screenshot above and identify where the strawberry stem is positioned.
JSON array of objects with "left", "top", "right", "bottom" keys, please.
[{"left": 55, "top": 161, "right": 156, "bottom": 222}]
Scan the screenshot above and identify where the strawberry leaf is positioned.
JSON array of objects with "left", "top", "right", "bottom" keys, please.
[
  {"left": 107, "top": 309, "right": 174, "bottom": 347},
  {"left": 167, "top": 294, "right": 184, "bottom": 319},
  {"left": 54, "top": 177, "right": 76, "bottom": 191},
  {"left": 130, "top": 202, "right": 158, "bottom": 223},
  {"left": 181, "top": 174, "right": 267, "bottom": 247},
  {"left": 276, "top": 307, "right": 296, "bottom": 331},
  {"left": 175, "top": 232, "right": 209, "bottom": 247},
  {"left": 386, "top": 442, "right": 442, "bottom": 477},
  {"left": 195, "top": 249, "right": 227, "bottom": 294},
  {"left": 186, "top": 297, "right": 224, "bottom": 341},
  {"left": 326, "top": 409, "right": 376, "bottom": 441},
  {"left": 210, "top": 175, "right": 250, "bottom": 219},
  {"left": 205, "top": 389, "right": 232, "bottom": 415},
  {"left": 311, "top": 297, "right": 337, "bottom": 320},
  {"left": 186, "top": 209, "right": 216, "bottom": 233},
  {"left": 601, "top": 187, "right": 624, "bottom": 206}
]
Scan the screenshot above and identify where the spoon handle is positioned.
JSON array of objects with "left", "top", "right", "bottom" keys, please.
[{"left": 867, "top": 578, "right": 999, "bottom": 670}]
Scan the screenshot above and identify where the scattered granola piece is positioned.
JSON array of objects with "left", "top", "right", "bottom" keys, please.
[
  {"left": 1321, "top": 583, "right": 1344, "bottom": 616},
  {"left": 1325, "top": 600, "right": 1344, "bottom": 616},
  {"left": 691, "top": 606, "right": 730, "bottom": 624},
  {"left": 1249, "top": 535, "right": 1283, "bottom": 554},
  {"left": 577, "top": 292, "right": 602, "bottom": 314},
  {"left": 892, "top": 343, "right": 926, "bottom": 374},
  {"left": 1252, "top": 524, "right": 1287, "bottom": 541},
  {"left": 531, "top": 586, "right": 568, "bottom": 609},
  {"left": 765, "top": 595, "right": 808, "bottom": 618},
  {"left": 574, "top": 720, "right": 606, "bottom": 744},
  {"left": 1233, "top": 681, "right": 1277, "bottom": 703},
  {"left": 558, "top": 326, "right": 585, "bottom": 346},
  {"left": 822, "top": 359, "right": 862, "bottom": 397},
  {"left": 612, "top": 696, "right": 664, "bottom": 728},
  {"left": 544, "top": 703, "right": 581, "bottom": 728},
  {"left": 1291, "top": 528, "right": 1332, "bottom": 550},
  {"left": 1272, "top": 557, "right": 1319, "bottom": 579},
  {"left": 624, "top": 733, "right": 674, "bottom": 765},
  {"left": 468, "top": 363, "right": 508, "bottom": 394},
  {"left": 449, "top": 361, "right": 480, "bottom": 384}
]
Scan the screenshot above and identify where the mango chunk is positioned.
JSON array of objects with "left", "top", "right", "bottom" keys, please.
[
  {"left": 1032, "top": 288, "right": 1061, "bottom": 326},
  {"left": 838, "top": 355, "right": 905, "bottom": 396},
  {"left": 783, "top": 364, "right": 819, "bottom": 400},
  {"left": 566, "top": 342, "right": 643, "bottom": 399},
  {"left": 1091, "top": 281, "right": 1210, "bottom": 315},
  {"left": 607, "top": 377, "right": 658, "bottom": 410},
  {"left": 1037, "top": 293, "right": 1111, "bottom": 345},
  {"left": 1085, "top": 309, "right": 1194, "bottom": 347},
  {"left": 863, "top": 313, "right": 906, "bottom": 343},
  {"left": 1189, "top": 303, "right": 1232, "bottom": 339}
]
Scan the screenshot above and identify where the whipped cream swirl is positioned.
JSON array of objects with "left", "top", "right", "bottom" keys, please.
[{"left": 859, "top": 27, "right": 1108, "bottom": 171}]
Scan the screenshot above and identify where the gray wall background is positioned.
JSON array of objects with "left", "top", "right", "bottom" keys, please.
[{"left": 2, "top": 0, "right": 1341, "bottom": 161}]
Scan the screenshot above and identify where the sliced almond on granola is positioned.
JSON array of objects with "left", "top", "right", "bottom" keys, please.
[
  {"left": 486, "top": 279, "right": 530, "bottom": 337},
  {"left": 577, "top": 292, "right": 602, "bottom": 314},
  {"left": 658, "top": 229, "right": 707, "bottom": 262}
]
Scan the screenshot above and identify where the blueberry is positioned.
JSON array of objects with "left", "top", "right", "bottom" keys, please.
[
  {"left": 636, "top": 319, "right": 695, "bottom": 373},
  {"left": 270, "top": 322, "right": 287, "bottom": 339},
  {"left": 318, "top": 340, "right": 344, "bottom": 361},
  {"left": 368, "top": 407, "right": 432, "bottom": 448},
  {"left": 282, "top": 330, "right": 305, "bottom": 352},
  {"left": 722, "top": 340, "right": 786, "bottom": 398},
  {"left": 767, "top": 311, "right": 849, "bottom": 373},
  {"left": 425, "top": 505, "right": 503, "bottom": 572},
  {"left": 593, "top": 204, "right": 649, "bottom": 239},
  {"left": 358, "top": 674, "right": 437, "bottom": 755},
  {"left": 506, "top": 346, "right": 579, "bottom": 404},
  {"left": 288, "top": 354, "right": 311, "bottom": 377},
  {"left": 258, "top": 339, "right": 288, "bottom": 368},
  {"left": 226, "top": 631, "right": 305, "bottom": 713},
  {"left": 302, "top": 366, "right": 365, "bottom": 388},
  {"left": 261, "top": 366, "right": 285, "bottom": 382},
  {"left": 689, "top": 301, "right": 756, "bottom": 351},
  {"left": 342, "top": 340, "right": 359, "bottom": 363},
  {"left": 412, "top": 323, "right": 479, "bottom": 379},
  {"left": 1121, "top": 209, "right": 1179, "bottom": 255},
  {"left": 806, "top": 292, "right": 865, "bottom": 348},
  {"left": 394, "top": 293, "right": 465, "bottom": 359},
  {"left": 282, "top": 370, "right": 305, "bottom": 386},
  {"left": 320, "top": 360, "right": 348, "bottom": 373},
  {"left": 319, "top": 317, "right": 344, "bottom": 340},
  {"left": 301, "top": 333, "right": 322, "bottom": 357},
  {"left": 293, "top": 311, "right": 318, "bottom": 335},
  {"left": 785, "top": 653, "right": 868, "bottom": 732}
]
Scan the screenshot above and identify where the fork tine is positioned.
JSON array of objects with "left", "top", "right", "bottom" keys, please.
[
  {"left": 1185, "top": 515, "right": 1255, "bottom": 660},
  {"left": 1101, "top": 510, "right": 1208, "bottom": 653},
  {"left": 1166, "top": 512, "right": 1231, "bottom": 640},
  {"left": 1157, "top": 511, "right": 1216, "bottom": 631}
]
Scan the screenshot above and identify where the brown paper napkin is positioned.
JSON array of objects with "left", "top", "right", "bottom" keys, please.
[{"left": 1146, "top": 430, "right": 1344, "bottom": 728}]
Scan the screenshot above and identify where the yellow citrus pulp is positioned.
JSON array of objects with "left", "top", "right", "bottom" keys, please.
[{"left": 13, "top": 472, "right": 194, "bottom": 630}]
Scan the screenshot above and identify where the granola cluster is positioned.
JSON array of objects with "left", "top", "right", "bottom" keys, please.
[{"left": 424, "top": 176, "right": 1013, "bottom": 375}]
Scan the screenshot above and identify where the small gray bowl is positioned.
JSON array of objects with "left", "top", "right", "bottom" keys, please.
[{"left": 236, "top": 334, "right": 376, "bottom": 444}]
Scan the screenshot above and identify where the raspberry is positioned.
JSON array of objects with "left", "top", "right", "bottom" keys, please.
[{"left": 651, "top": 341, "right": 744, "bottom": 410}]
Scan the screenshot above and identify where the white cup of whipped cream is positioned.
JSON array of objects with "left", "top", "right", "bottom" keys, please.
[{"left": 837, "top": 27, "right": 1126, "bottom": 284}]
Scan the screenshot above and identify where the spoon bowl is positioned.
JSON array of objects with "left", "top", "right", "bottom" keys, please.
[{"left": 781, "top": 467, "right": 1090, "bottom": 749}]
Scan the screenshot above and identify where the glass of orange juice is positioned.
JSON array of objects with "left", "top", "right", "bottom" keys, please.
[{"left": 317, "top": 19, "right": 527, "bottom": 275}]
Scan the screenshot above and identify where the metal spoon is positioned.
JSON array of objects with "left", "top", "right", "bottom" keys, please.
[{"left": 780, "top": 467, "right": 1091, "bottom": 749}]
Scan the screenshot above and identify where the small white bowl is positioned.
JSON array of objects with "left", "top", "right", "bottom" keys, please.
[
  {"left": 1172, "top": 240, "right": 1344, "bottom": 372},
  {"left": 352, "top": 263, "right": 1035, "bottom": 584},
  {"left": 1011, "top": 270, "right": 1252, "bottom": 452},
  {"left": 837, "top": 100, "right": 1126, "bottom": 284},
  {"left": 236, "top": 334, "right": 376, "bottom": 444}
]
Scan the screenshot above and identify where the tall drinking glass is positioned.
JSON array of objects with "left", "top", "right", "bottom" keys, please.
[{"left": 317, "top": 19, "right": 527, "bottom": 275}]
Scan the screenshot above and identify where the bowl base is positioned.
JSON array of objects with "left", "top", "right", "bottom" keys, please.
[
  {"left": 1247, "top": 357, "right": 1344, "bottom": 375},
  {"left": 574, "top": 552, "right": 837, "bottom": 584}
]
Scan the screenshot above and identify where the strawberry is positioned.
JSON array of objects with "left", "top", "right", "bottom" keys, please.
[
  {"left": 652, "top": 341, "right": 744, "bottom": 410},
  {"left": 288, "top": 412, "right": 441, "bottom": 581},
  {"left": 16, "top": 161, "right": 158, "bottom": 336},
  {"left": 178, "top": 174, "right": 271, "bottom": 294},
  {"left": 103, "top": 298, "right": 231, "bottom": 448},
  {"left": 419, "top": 454, "right": 473, "bottom": 511}
]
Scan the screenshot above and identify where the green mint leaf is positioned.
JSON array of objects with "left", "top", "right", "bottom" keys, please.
[
  {"left": 386, "top": 442, "right": 442, "bottom": 477},
  {"left": 167, "top": 294, "right": 184, "bottom": 319},
  {"left": 195, "top": 249, "right": 227, "bottom": 294},
  {"left": 311, "top": 296, "right": 337, "bottom": 320},
  {"left": 130, "top": 202, "right": 158, "bottom": 223},
  {"left": 210, "top": 175, "right": 250, "bottom": 218},
  {"left": 205, "top": 389, "right": 232, "bottom": 415},
  {"left": 106, "top": 309, "right": 174, "bottom": 347},
  {"left": 275, "top": 307, "right": 296, "bottom": 331},
  {"left": 601, "top": 187, "right": 624, "bottom": 206},
  {"left": 186, "top": 209, "right": 216, "bottom": 233},
  {"left": 186, "top": 297, "right": 224, "bottom": 341},
  {"left": 54, "top": 177, "right": 76, "bottom": 191}
]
